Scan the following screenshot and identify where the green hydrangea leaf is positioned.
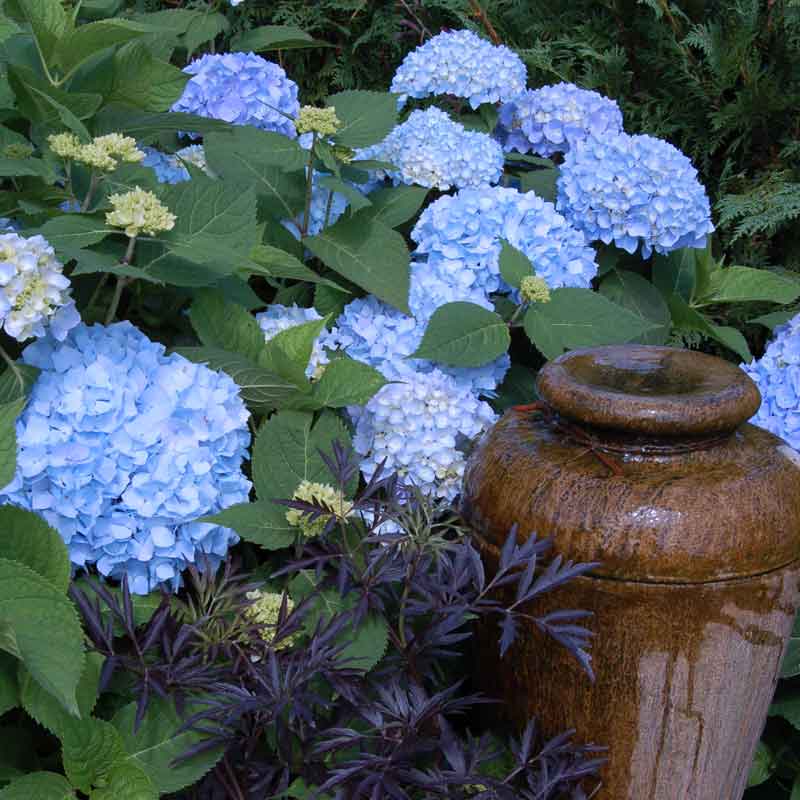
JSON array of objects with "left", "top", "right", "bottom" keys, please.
[
  {"left": 0, "top": 771, "right": 75, "bottom": 799},
  {"left": 61, "top": 716, "right": 126, "bottom": 793}
]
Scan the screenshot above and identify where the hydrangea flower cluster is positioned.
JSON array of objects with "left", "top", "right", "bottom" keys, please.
[
  {"left": 390, "top": 29, "right": 527, "bottom": 110},
  {"left": 0, "top": 322, "right": 251, "bottom": 594},
  {"left": 352, "top": 363, "right": 496, "bottom": 503},
  {"left": 172, "top": 53, "right": 299, "bottom": 138},
  {"left": 296, "top": 106, "right": 341, "bottom": 137},
  {"left": 256, "top": 304, "right": 328, "bottom": 379},
  {"left": 496, "top": 83, "right": 624, "bottom": 157},
  {"left": 106, "top": 188, "right": 176, "bottom": 237},
  {"left": 358, "top": 108, "right": 503, "bottom": 190},
  {"left": 0, "top": 232, "right": 80, "bottom": 342},
  {"left": 556, "top": 132, "right": 715, "bottom": 257},
  {"left": 49, "top": 132, "right": 144, "bottom": 172},
  {"left": 142, "top": 145, "right": 212, "bottom": 185},
  {"left": 411, "top": 186, "right": 599, "bottom": 303},
  {"left": 244, "top": 590, "right": 297, "bottom": 647},
  {"left": 742, "top": 314, "right": 800, "bottom": 449}
]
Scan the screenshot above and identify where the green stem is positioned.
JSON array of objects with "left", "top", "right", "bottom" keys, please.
[
  {"left": 105, "top": 276, "right": 129, "bottom": 325},
  {"left": 301, "top": 133, "right": 317, "bottom": 238},
  {"left": 0, "top": 342, "right": 23, "bottom": 393},
  {"left": 508, "top": 303, "right": 527, "bottom": 326},
  {"left": 80, "top": 173, "right": 100, "bottom": 212},
  {"left": 86, "top": 272, "right": 110, "bottom": 312},
  {"left": 322, "top": 190, "right": 334, "bottom": 230}
]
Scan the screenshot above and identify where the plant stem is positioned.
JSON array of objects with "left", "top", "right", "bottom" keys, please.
[
  {"left": 508, "top": 303, "right": 527, "bottom": 326},
  {"left": 105, "top": 276, "right": 129, "bottom": 325},
  {"left": 301, "top": 133, "right": 317, "bottom": 238},
  {"left": 0, "top": 342, "right": 23, "bottom": 393},
  {"left": 81, "top": 173, "right": 100, "bottom": 212},
  {"left": 86, "top": 272, "right": 110, "bottom": 312},
  {"left": 468, "top": 0, "right": 502, "bottom": 45}
]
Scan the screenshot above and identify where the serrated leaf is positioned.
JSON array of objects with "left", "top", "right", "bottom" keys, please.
[
  {"left": 93, "top": 109, "right": 233, "bottom": 139},
  {"left": 6, "top": 0, "right": 69, "bottom": 65},
  {"left": 699, "top": 266, "right": 800, "bottom": 305},
  {"left": 61, "top": 716, "right": 126, "bottom": 793},
  {"left": 247, "top": 244, "right": 346, "bottom": 290},
  {"left": 0, "top": 652, "right": 17, "bottom": 716},
  {"left": 231, "top": 24, "right": 326, "bottom": 52},
  {"left": 175, "top": 347, "right": 297, "bottom": 409},
  {"left": 189, "top": 289, "right": 265, "bottom": 362},
  {"left": 0, "top": 506, "right": 70, "bottom": 592},
  {"left": 0, "top": 398, "right": 25, "bottom": 488},
  {"left": 518, "top": 166, "right": 558, "bottom": 202},
  {"left": 32, "top": 215, "right": 110, "bottom": 250},
  {"left": 750, "top": 310, "right": 794, "bottom": 330},
  {"left": 252, "top": 410, "right": 351, "bottom": 503},
  {"left": 203, "top": 501, "right": 295, "bottom": 549},
  {"left": 412, "top": 302, "right": 510, "bottom": 367},
  {"left": 19, "top": 652, "right": 102, "bottom": 738},
  {"left": 0, "top": 772, "right": 75, "bottom": 800},
  {"left": 260, "top": 318, "right": 326, "bottom": 388},
  {"left": 666, "top": 293, "right": 752, "bottom": 361},
  {"left": 306, "top": 216, "right": 410, "bottom": 313},
  {"left": 0, "top": 157, "right": 56, "bottom": 180},
  {"left": 308, "top": 357, "right": 386, "bottom": 408},
  {"left": 113, "top": 697, "right": 223, "bottom": 794},
  {"left": 0, "top": 364, "right": 38, "bottom": 404},
  {"left": 317, "top": 175, "right": 371, "bottom": 212},
  {"left": 90, "top": 760, "right": 156, "bottom": 800},
  {"left": 653, "top": 247, "right": 697, "bottom": 302},
  {"left": 355, "top": 184, "right": 428, "bottom": 228},
  {"left": 523, "top": 288, "right": 660, "bottom": 359},
  {"left": 599, "top": 269, "right": 670, "bottom": 345},
  {"left": 183, "top": 11, "right": 229, "bottom": 57},
  {"left": 56, "top": 19, "right": 153, "bottom": 76},
  {"left": 327, "top": 90, "right": 398, "bottom": 149},
  {"left": 0, "top": 559, "right": 84, "bottom": 717},
  {"left": 498, "top": 240, "right": 533, "bottom": 289},
  {"left": 106, "top": 41, "right": 188, "bottom": 111}
]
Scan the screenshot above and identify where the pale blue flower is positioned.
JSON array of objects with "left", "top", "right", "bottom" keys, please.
[
  {"left": 743, "top": 314, "right": 800, "bottom": 450},
  {"left": 391, "top": 29, "right": 527, "bottom": 110},
  {"left": 358, "top": 108, "right": 503, "bottom": 190},
  {"left": 497, "top": 83, "right": 623, "bottom": 157},
  {"left": 283, "top": 171, "right": 353, "bottom": 239},
  {"left": 352, "top": 362, "right": 497, "bottom": 503},
  {"left": 556, "top": 132, "right": 715, "bottom": 258},
  {"left": 141, "top": 146, "right": 189, "bottom": 184},
  {"left": 412, "top": 186, "right": 598, "bottom": 298},
  {"left": 0, "top": 322, "right": 251, "bottom": 594},
  {"left": 256, "top": 304, "right": 328, "bottom": 379},
  {"left": 172, "top": 52, "right": 299, "bottom": 138}
]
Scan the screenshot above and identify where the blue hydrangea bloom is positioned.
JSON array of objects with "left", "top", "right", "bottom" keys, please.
[
  {"left": 141, "top": 147, "right": 189, "bottom": 184},
  {"left": 256, "top": 304, "right": 328, "bottom": 379},
  {"left": 412, "top": 186, "right": 599, "bottom": 296},
  {"left": 496, "top": 83, "right": 623, "bottom": 157},
  {"left": 391, "top": 29, "right": 527, "bottom": 110},
  {"left": 742, "top": 315, "right": 800, "bottom": 450},
  {"left": 0, "top": 218, "right": 20, "bottom": 231},
  {"left": 352, "top": 362, "right": 497, "bottom": 503},
  {"left": 357, "top": 108, "right": 503, "bottom": 190},
  {"left": 283, "top": 171, "right": 353, "bottom": 239},
  {"left": 0, "top": 322, "right": 251, "bottom": 594},
  {"left": 58, "top": 201, "right": 81, "bottom": 213},
  {"left": 172, "top": 53, "right": 299, "bottom": 138},
  {"left": 556, "top": 132, "right": 715, "bottom": 258},
  {"left": 325, "top": 293, "right": 509, "bottom": 396}
]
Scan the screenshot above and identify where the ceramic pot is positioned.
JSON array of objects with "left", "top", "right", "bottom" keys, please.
[{"left": 462, "top": 345, "right": 800, "bottom": 799}]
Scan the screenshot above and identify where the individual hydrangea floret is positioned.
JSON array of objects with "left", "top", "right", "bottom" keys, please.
[
  {"left": 285, "top": 480, "right": 353, "bottom": 538},
  {"left": 172, "top": 53, "right": 299, "bottom": 138},
  {"left": 256, "top": 304, "right": 328, "bottom": 379},
  {"left": 296, "top": 105, "right": 341, "bottom": 137},
  {"left": 742, "top": 315, "right": 800, "bottom": 450},
  {"left": 0, "top": 321, "right": 251, "bottom": 594},
  {"left": 244, "top": 590, "right": 297, "bottom": 647},
  {"left": 0, "top": 233, "right": 80, "bottom": 342},
  {"left": 391, "top": 29, "right": 527, "bottom": 110},
  {"left": 412, "top": 186, "right": 598, "bottom": 296},
  {"left": 358, "top": 108, "right": 503, "bottom": 190},
  {"left": 353, "top": 363, "right": 496, "bottom": 503},
  {"left": 519, "top": 275, "right": 551, "bottom": 303},
  {"left": 496, "top": 83, "right": 623, "bottom": 157},
  {"left": 556, "top": 132, "right": 715, "bottom": 258},
  {"left": 106, "top": 187, "right": 176, "bottom": 237}
]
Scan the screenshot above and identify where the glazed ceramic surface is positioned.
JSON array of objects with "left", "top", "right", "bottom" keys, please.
[{"left": 462, "top": 345, "right": 800, "bottom": 799}]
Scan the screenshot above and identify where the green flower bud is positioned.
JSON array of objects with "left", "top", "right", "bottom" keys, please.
[
  {"left": 296, "top": 105, "right": 342, "bottom": 137},
  {"left": 519, "top": 274, "right": 551, "bottom": 304}
]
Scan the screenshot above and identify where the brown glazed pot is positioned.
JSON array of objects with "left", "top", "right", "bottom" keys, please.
[{"left": 461, "top": 345, "right": 800, "bottom": 799}]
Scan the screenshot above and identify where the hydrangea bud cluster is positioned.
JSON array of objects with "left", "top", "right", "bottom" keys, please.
[
  {"left": 296, "top": 106, "right": 341, "bottom": 137},
  {"left": 390, "top": 29, "right": 527, "bottom": 109},
  {"left": 742, "top": 315, "right": 800, "bottom": 449},
  {"left": 496, "top": 83, "right": 623, "bottom": 157},
  {"left": 411, "top": 186, "right": 599, "bottom": 302},
  {"left": 256, "top": 304, "right": 328, "bottom": 379},
  {"left": 556, "top": 132, "right": 715, "bottom": 257},
  {"left": 358, "top": 108, "right": 504, "bottom": 190},
  {"left": 106, "top": 188, "right": 176, "bottom": 237},
  {"left": 0, "top": 233, "right": 80, "bottom": 342},
  {"left": 49, "top": 132, "right": 144, "bottom": 172},
  {"left": 285, "top": 480, "right": 353, "bottom": 538},
  {"left": 172, "top": 53, "right": 299, "bottom": 138},
  {"left": 352, "top": 363, "right": 496, "bottom": 503},
  {"left": 244, "top": 590, "right": 297, "bottom": 647},
  {"left": 519, "top": 275, "right": 551, "bottom": 303},
  {"left": 0, "top": 322, "right": 252, "bottom": 594}
]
